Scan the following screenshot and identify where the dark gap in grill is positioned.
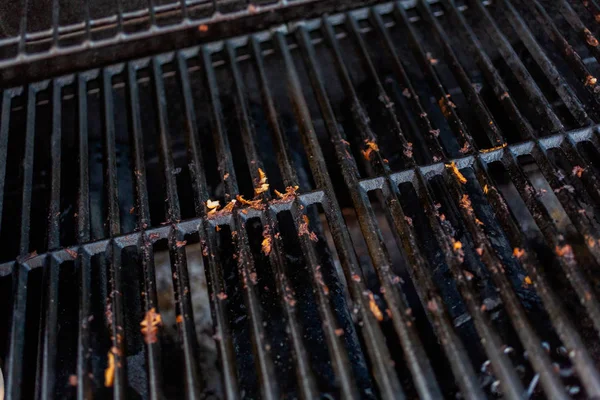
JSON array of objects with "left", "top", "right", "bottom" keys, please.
[
  {"left": 59, "top": 83, "right": 79, "bottom": 248},
  {"left": 21, "top": 267, "right": 44, "bottom": 400},
  {"left": 0, "top": 94, "right": 25, "bottom": 262},
  {"left": 54, "top": 260, "right": 80, "bottom": 398},
  {"left": 112, "top": 75, "right": 137, "bottom": 234},
  {"left": 136, "top": 67, "right": 168, "bottom": 226},
  {"left": 87, "top": 85, "right": 108, "bottom": 241},
  {"left": 0, "top": 274, "right": 12, "bottom": 366}
]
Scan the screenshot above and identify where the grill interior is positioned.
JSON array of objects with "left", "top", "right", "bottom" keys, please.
[{"left": 3, "top": 0, "right": 600, "bottom": 398}]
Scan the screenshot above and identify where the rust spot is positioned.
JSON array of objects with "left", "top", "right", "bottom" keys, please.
[
  {"left": 65, "top": 248, "right": 78, "bottom": 259},
  {"left": 176, "top": 240, "right": 187, "bottom": 248}
]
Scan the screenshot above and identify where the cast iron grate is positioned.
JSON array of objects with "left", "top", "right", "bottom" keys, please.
[{"left": 3, "top": 0, "right": 600, "bottom": 398}]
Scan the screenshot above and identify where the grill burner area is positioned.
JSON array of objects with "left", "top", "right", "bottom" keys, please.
[{"left": 3, "top": 0, "right": 600, "bottom": 398}]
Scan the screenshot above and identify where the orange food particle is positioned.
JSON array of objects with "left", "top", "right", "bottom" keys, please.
[
  {"left": 261, "top": 236, "right": 272, "bottom": 256},
  {"left": 176, "top": 315, "right": 183, "bottom": 324},
  {"left": 69, "top": 374, "right": 78, "bottom": 387},
  {"left": 207, "top": 199, "right": 220, "bottom": 215},
  {"left": 361, "top": 140, "right": 379, "bottom": 160},
  {"left": 65, "top": 248, "right": 78, "bottom": 259},
  {"left": 274, "top": 185, "right": 299, "bottom": 201},
  {"left": 555, "top": 244, "right": 573, "bottom": 258},
  {"left": 335, "top": 328, "right": 344, "bottom": 336},
  {"left": 217, "top": 292, "right": 228, "bottom": 300},
  {"left": 198, "top": 24, "right": 208, "bottom": 32},
  {"left": 140, "top": 308, "right": 162, "bottom": 344},
  {"left": 176, "top": 240, "right": 187, "bottom": 248},
  {"left": 513, "top": 247, "right": 525, "bottom": 259},
  {"left": 445, "top": 162, "right": 467, "bottom": 184},
  {"left": 453, "top": 241, "right": 463, "bottom": 251},
  {"left": 572, "top": 165, "right": 585, "bottom": 178},
  {"left": 369, "top": 293, "right": 384, "bottom": 321},
  {"left": 255, "top": 168, "right": 269, "bottom": 195},
  {"left": 105, "top": 351, "right": 116, "bottom": 387},
  {"left": 585, "top": 75, "right": 597, "bottom": 86},
  {"left": 524, "top": 276, "right": 533, "bottom": 286}
]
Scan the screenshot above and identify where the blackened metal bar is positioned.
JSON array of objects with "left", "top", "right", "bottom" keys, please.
[
  {"left": 442, "top": 169, "right": 570, "bottom": 398},
  {"left": 51, "top": 0, "right": 59, "bottom": 47},
  {"left": 346, "top": 14, "right": 432, "bottom": 161},
  {"left": 318, "top": 16, "right": 494, "bottom": 397},
  {"left": 76, "top": 251, "right": 92, "bottom": 400},
  {"left": 499, "top": 0, "right": 593, "bottom": 126},
  {"left": 151, "top": 58, "right": 181, "bottom": 222},
  {"left": 274, "top": 29, "right": 360, "bottom": 400},
  {"left": 17, "top": 0, "right": 28, "bottom": 55},
  {"left": 249, "top": 36, "right": 319, "bottom": 400},
  {"left": 151, "top": 56, "right": 203, "bottom": 398},
  {"left": 223, "top": 40, "right": 279, "bottom": 400},
  {"left": 77, "top": 74, "right": 91, "bottom": 244},
  {"left": 38, "top": 79, "right": 64, "bottom": 400},
  {"left": 413, "top": 170, "right": 526, "bottom": 400},
  {"left": 291, "top": 29, "right": 404, "bottom": 400},
  {"left": 106, "top": 244, "right": 126, "bottom": 398},
  {"left": 557, "top": 0, "right": 600, "bottom": 64},
  {"left": 367, "top": 10, "right": 447, "bottom": 162},
  {"left": 498, "top": 150, "right": 600, "bottom": 337},
  {"left": 127, "top": 62, "right": 163, "bottom": 399},
  {"left": 579, "top": 0, "right": 600, "bottom": 23},
  {"left": 76, "top": 74, "right": 92, "bottom": 400},
  {"left": 440, "top": 0, "right": 534, "bottom": 139},
  {"left": 102, "top": 68, "right": 121, "bottom": 236},
  {"left": 250, "top": 37, "right": 300, "bottom": 187},
  {"left": 178, "top": 50, "right": 237, "bottom": 400},
  {"left": 471, "top": 160, "right": 600, "bottom": 396},
  {"left": 530, "top": 145, "right": 600, "bottom": 266},
  {"left": 5, "top": 264, "right": 30, "bottom": 400},
  {"left": 19, "top": 84, "right": 38, "bottom": 255},
  {"left": 415, "top": 1, "right": 504, "bottom": 146},
  {"left": 0, "top": 90, "right": 17, "bottom": 235},
  {"left": 559, "top": 136, "right": 600, "bottom": 206},
  {"left": 463, "top": 0, "right": 564, "bottom": 134},
  {"left": 390, "top": 5, "right": 477, "bottom": 154},
  {"left": 296, "top": 26, "right": 443, "bottom": 399},
  {"left": 518, "top": 0, "right": 600, "bottom": 103},
  {"left": 147, "top": 0, "right": 157, "bottom": 27}
]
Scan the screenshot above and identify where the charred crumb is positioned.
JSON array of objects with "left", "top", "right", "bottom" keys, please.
[
  {"left": 572, "top": 165, "right": 585, "bottom": 178},
  {"left": 140, "top": 307, "right": 162, "bottom": 344},
  {"left": 361, "top": 139, "right": 379, "bottom": 161}
]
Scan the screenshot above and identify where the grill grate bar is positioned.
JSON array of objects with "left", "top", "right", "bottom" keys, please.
[
  {"left": 274, "top": 30, "right": 361, "bottom": 399},
  {"left": 248, "top": 35, "right": 321, "bottom": 400},
  {"left": 557, "top": 0, "right": 600, "bottom": 65},
  {"left": 499, "top": 0, "right": 593, "bottom": 125},
  {"left": 391, "top": 4, "right": 477, "bottom": 156},
  {"left": 127, "top": 62, "right": 165, "bottom": 399},
  {"left": 152, "top": 56, "right": 205, "bottom": 398},
  {"left": 297, "top": 24, "right": 446, "bottom": 399},
  {"left": 520, "top": 0, "right": 600, "bottom": 104}
]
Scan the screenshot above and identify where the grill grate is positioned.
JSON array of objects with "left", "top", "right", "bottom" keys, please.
[{"left": 3, "top": 0, "right": 600, "bottom": 398}]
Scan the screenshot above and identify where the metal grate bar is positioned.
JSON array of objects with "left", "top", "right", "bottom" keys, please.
[
  {"left": 579, "top": 0, "right": 600, "bottom": 22},
  {"left": 518, "top": 0, "right": 600, "bottom": 104},
  {"left": 273, "top": 30, "right": 360, "bottom": 399},
  {"left": 557, "top": 0, "right": 600, "bottom": 64},
  {"left": 248, "top": 36, "right": 320, "bottom": 400},
  {"left": 296, "top": 24, "right": 445, "bottom": 399},
  {"left": 390, "top": 4, "right": 477, "bottom": 155},
  {"left": 499, "top": 0, "right": 593, "bottom": 125},
  {"left": 127, "top": 62, "right": 164, "bottom": 399},
  {"left": 151, "top": 56, "right": 204, "bottom": 398}
]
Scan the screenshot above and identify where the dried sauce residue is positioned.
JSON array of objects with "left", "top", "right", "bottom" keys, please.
[
  {"left": 254, "top": 168, "right": 270, "bottom": 196},
  {"left": 361, "top": 140, "right": 379, "bottom": 161},
  {"left": 140, "top": 307, "right": 162, "bottom": 344},
  {"left": 446, "top": 162, "right": 467, "bottom": 184}
]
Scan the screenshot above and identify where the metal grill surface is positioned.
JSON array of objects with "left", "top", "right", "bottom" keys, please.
[{"left": 2, "top": 0, "right": 600, "bottom": 398}]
